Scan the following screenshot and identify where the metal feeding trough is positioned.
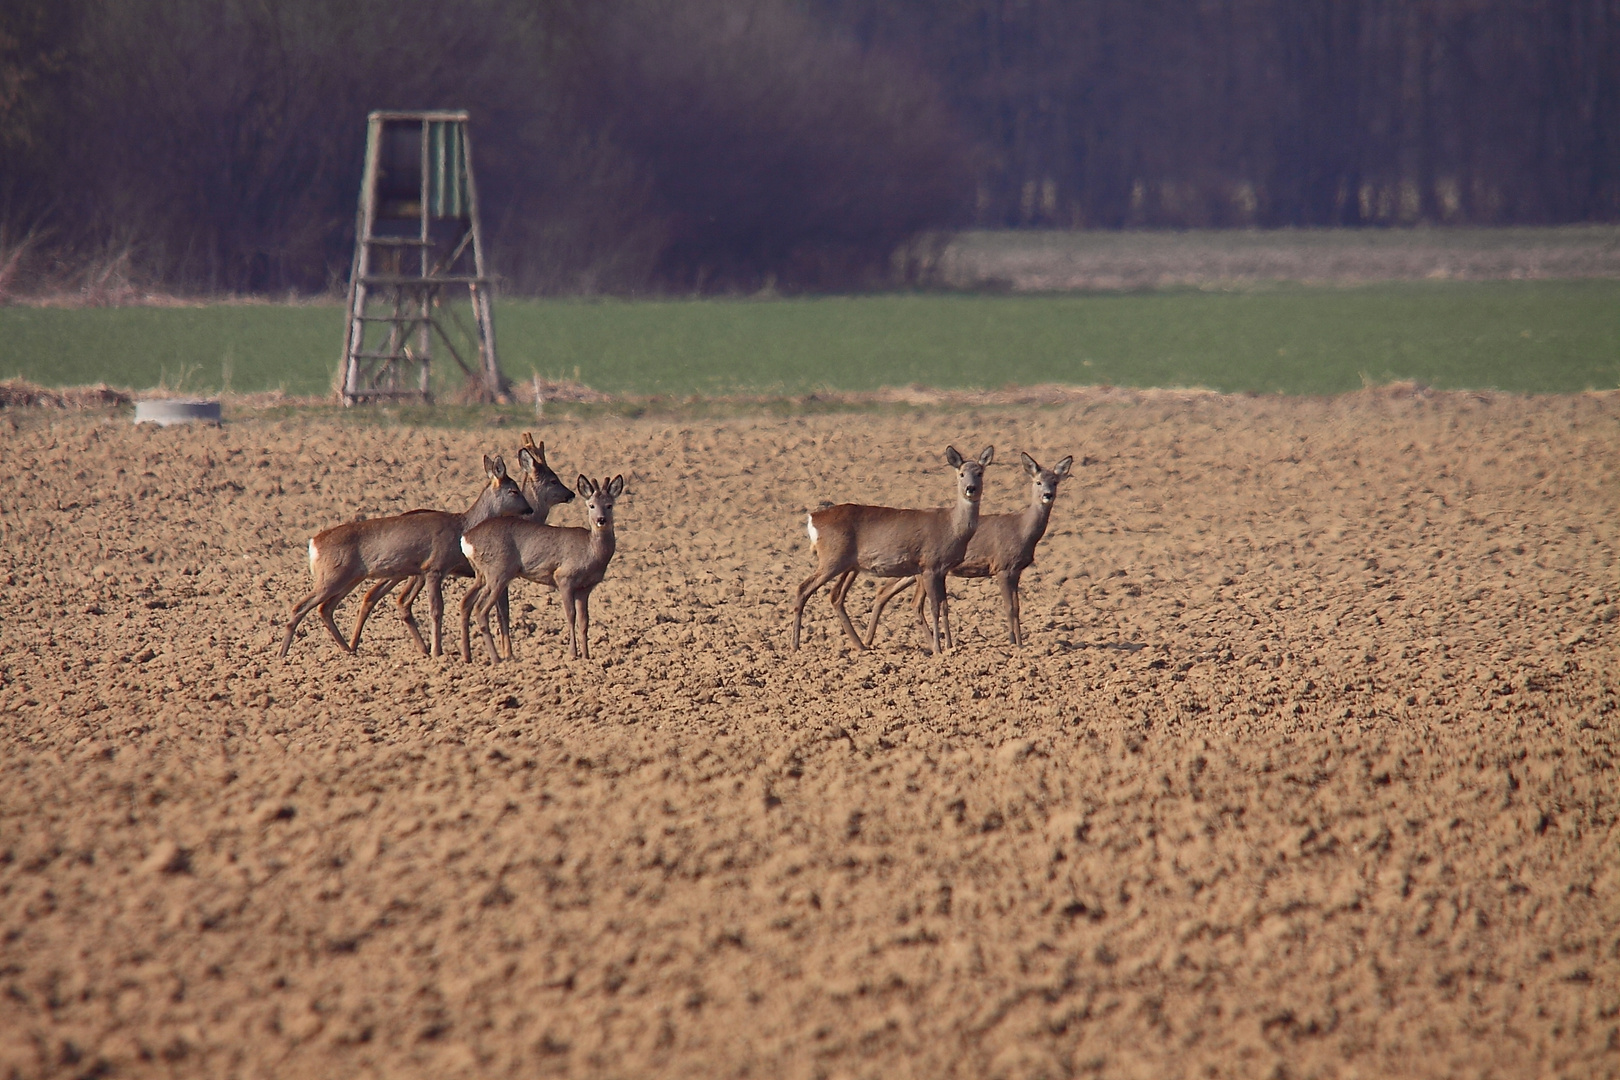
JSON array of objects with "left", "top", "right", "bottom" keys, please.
[{"left": 134, "top": 399, "right": 222, "bottom": 426}]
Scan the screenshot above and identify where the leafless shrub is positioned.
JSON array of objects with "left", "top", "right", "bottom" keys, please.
[
  {"left": 0, "top": 230, "right": 40, "bottom": 302},
  {"left": 71, "top": 244, "right": 146, "bottom": 307}
]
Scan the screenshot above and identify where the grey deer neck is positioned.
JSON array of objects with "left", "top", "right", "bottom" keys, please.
[
  {"left": 1021, "top": 483, "right": 1057, "bottom": 542},
  {"left": 589, "top": 516, "right": 616, "bottom": 560},
  {"left": 462, "top": 485, "right": 508, "bottom": 532},
  {"left": 952, "top": 486, "right": 981, "bottom": 537},
  {"left": 579, "top": 518, "right": 609, "bottom": 569}
]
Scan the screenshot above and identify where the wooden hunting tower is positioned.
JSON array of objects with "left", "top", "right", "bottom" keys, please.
[{"left": 339, "top": 111, "right": 508, "bottom": 405}]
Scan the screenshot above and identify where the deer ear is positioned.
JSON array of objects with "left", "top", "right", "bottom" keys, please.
[
  {"left": 945, "top": 446, "right": 964, "bottom": 468},
  {"left": 490, "top": 455, "right": 508, "bottom": 480},
  {"left": 1021, "top": 450, "right": 1040, "bottom": 477},
  {"left": 608, "top": 475, "right": 625, "bottom": 497},
  {"left": 978, "top": 446, "right": 995, "bottom": 467},
  {"left": 1053, "top": 455, "right": 1074, "bottom": 477},
  {"left": 576, "top": 474, "right": 594, "bottom": 498},
  {"left": 517, "top": 446, "right": 537, "bottom": 475}
]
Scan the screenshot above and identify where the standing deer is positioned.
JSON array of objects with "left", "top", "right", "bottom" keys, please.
[
  {"left": 460, "top": 474, "right": 625, "bottom": 663},
  {"left": 280, "top": 455, "right": 531, "bottom": 658},
  {"left": 345, "top": 434, "right": 574, "bottom": 653},
  {"left": 791, "top": 445, "right": 993, "bottom": 656},
  {"left": 515, "top": 435, "right": 577, "bottom": 518},
  {"left": 865, "top": 451, "right": 1073, "bottom": 648}
]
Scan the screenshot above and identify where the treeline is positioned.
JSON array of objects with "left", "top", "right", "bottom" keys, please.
[
  {"left": 813, "top": 0, "right": 1620, "bottom": 230},
  {"left": 0, "top": 0, "right": 969, "bottom": 294},
  {"left": 1, "top": 0, "right": 1615, "bottom": 296}
]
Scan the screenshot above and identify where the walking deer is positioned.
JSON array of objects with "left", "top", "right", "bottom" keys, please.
[
  {"left": 460, "top": 474, "right": 625, "bottom": 663},
  {"left": 791, "top": 445, "right": 993, "bottom": 656},
  {"left": 865, "top": 451, "right": 1073, "bottom": 648},
  {"left": 345, "top": 434, "right": 574, "bottom": 653},
  {"left": 279, "top": 455, "right": 531, "bottom": 658}
]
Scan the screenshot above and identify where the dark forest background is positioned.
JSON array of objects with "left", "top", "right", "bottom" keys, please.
[{"left": 1, "top": 0, "right": 1616, "bottom": 296}]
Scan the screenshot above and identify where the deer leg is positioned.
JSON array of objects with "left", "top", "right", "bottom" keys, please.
[
  {"left": 489, "top": 584, "right": 511, "bottom": 661},
  {"left": 829, "top": 569, "right": 856, "bottom": 607},
  {"left": 315, "top": 579, "right": 363, "bottom": 654},
  {"left": 864, "top": 575, "right": 916, "bottom": 648},
  {"left": 281, "top": 593, "right": 322, "bottom": 657},
  {"left": 495, "top": 588, "right": 512, "bottom": 657},
  {"left": 575, "top": 588, "right": 592, "bottom": 660},
  {"left": 459, "top": 578, "right": 482, "bottom": 663},
  {"left": 348, "top": 577, "right": 399, "bottom": 653},
  {"left": 792, "top": 566, "right": 849, "bottom": 650},
  {"left": 424, "top": 572, "right": 446, "bottom": 657},
  {"left": 395, "top": 576, "right": 429, "bottom": 656},
  {"left": 1008, "top": 570, "right": 1027, "bottom": 646},
  {"left": 398, "top": 576, "right": 425, "bottom": 606},
  {"left": 472, "top": 577, "right": 505, "bottom": 664},
  {"left": 827, "top": 570, "right": 867, "bottom": 651},
  {"left": 1013, "top": 583, "right": 1024, "bottom": 646},
  {"left": 997, "top": 571, "right": 1020, "bottom": 645},
  {"left": 921, "top": 574, "right": 947, "bottom": 656},
  {"left": 469, "top": 575, "right": 497, "bottom": 663},
  {"left": 497, "top": 585, "right": 517, "bottom": 661},
  {"left": 281, "top": 584, "right": 344, "bottom": 657},
  {"left": 559, "top": 584, "right": 579, "bottom": 658}
]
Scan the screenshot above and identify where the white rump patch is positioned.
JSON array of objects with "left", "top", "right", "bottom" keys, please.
[
  {"left": 307, "top": 538, "right": 318, "bottom": 568},
  {"left": 460, "top": 536, "right": 476, "bottom": 560},
  {"left": 806, "top": 514, "right": 819, "bottom": 545}
]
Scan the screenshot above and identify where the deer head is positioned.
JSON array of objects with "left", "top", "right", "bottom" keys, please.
[
  {"left": 1021, "top": 451, "right": 1074, "bottom": 506},
  {"left": 518, "top": 434, "right": 576, "bottom": 518},
  {"left": 576, "top": 474, "right": 625, "bottom": 532},
  {"left": 946, "top": 445, "right": 995, "bottom": 502},
  {"left": 470, "top": 455, "right": 532, "bottom": 526}
]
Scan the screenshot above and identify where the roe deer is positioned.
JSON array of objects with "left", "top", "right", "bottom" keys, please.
[
  {"left": 346, "top": 434, "right": 574, "bottom": 653},
  {"left": 280, "top": 455, "right": 531, "bottom": 658},
  {"left": 865, "top": 451, "right": 1073, "bottom": 648},
  {"left": 515, "top": 434, "right": 577, "bottom": 518},
  {"left": 460, "top": 474, "right": 625, "bottom": 663},
  {"left": 791, "top": 445, "right": 993, "bottom": 656}
]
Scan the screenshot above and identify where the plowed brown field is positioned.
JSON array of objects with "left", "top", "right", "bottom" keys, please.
[{"left": 2, "top": 390, "right": 1617, "bottom": 1080}]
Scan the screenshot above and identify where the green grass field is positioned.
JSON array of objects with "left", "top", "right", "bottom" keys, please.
[{"left": 2, "top": 280, "right": 1616, "bottom": 398}]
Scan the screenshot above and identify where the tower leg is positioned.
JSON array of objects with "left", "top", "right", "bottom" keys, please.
[
  {"left": 341, "top": 279, "right": 368, "bottom": 406},
  {"left": 418, "top": 286, "right": 433, "bottom": 401},
  {"left": 472, "top": 283, "right": 505, "bottom": 403}
]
